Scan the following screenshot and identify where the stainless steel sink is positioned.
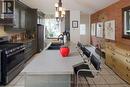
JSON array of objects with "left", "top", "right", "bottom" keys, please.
[{"left": 47, "top": 43, "right": 62, "bottom": 50}]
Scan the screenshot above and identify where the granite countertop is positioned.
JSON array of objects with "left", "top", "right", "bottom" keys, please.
[
  {"left": 22, "top": 42, "right": 83, "bottom": 75},
  {"left": 13, "top": 39, "right": 35, "bottom": 44}
]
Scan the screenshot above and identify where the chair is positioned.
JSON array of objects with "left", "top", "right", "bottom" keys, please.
[
  {"left": 76, "top": 42, "right": 84, "bottom": 57},
  {"left": 76, "top": 54, "right": 101, "bottom": 87}
]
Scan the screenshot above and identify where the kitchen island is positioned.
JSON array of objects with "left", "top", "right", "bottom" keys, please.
[{"left": 22, "top": 42, "right": 83, "bottom": 87}]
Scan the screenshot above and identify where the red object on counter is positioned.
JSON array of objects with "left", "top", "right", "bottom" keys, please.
[{"left": 60, "top": 47, "right": 70, "bottom": 57}]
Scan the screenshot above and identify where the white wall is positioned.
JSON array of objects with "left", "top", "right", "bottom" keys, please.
[
  {"left": 70, "top": 10, "right": 80, "bottom": 43},
  {"left": 80, "top": 13, "right": 90, "bottom": 44}
]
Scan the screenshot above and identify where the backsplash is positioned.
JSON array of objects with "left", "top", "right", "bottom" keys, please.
[
  {"left": 9, "top": 32, "right": 27, "bottom": 42},
  {"left": 0, "top": 26, "right": 7, "bottom": 37},
  {"left": 0, "top": 26, "right": 28, "bottom": 42}
]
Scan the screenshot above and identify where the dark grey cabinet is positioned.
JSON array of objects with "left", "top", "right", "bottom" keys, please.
[
  {"left": 24, "top": 39, "right": 37, "bottom": 62},
  {"left": 21, "top": 10, "right": 25, "bottom": 28},
  {"left": 14, "top": 7, "right": 19, "bottom": 28},
  {"left": 14, "top": 1, "right": 26, "bottom": 30}
]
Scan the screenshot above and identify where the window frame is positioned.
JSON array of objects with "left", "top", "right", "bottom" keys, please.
[{"left": 122, "top": 6, "right": 130, "bottom": 39}]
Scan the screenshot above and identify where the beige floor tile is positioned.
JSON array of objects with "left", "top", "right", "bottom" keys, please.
[
  {"left": 0, "top": 85, "right": 13, "bottom": 87},
  {"left": 102, "top": 64, "right": 110, "bottom": 69},
  {"left": 105, "top": 68, "right": 116, "bottom": 75},
  {"left": 100, "top": 68, "right": 111, "bottom": 75},
  {"left": 8, "top": 76, "right": 22, "bottom": 86},
  {"left": 89, "top": 84, "right": 96, "bottom": 87},
  {"left": 96, "top": 85, "right": 110, "bottom": 87},
  {"left": 92, "top": 75, "right": 107, "bottom": 85},
  {"left": 15, "top": 76, "right": 25, "bottom": 86},
  {"left": 13, "top": 86, "right": 25, "bottom": 87},
  {"left": 102, "top": 75, "right": 120, "bottom": 84},
  {"left": 109, "top": 84, "right": 130, "bottom": 87},
  {"left": 86, "top": 78, "right": 95, "bottom": 85},
  {"left": 113, "top": 75, "right": 127, "bottom": 84}
]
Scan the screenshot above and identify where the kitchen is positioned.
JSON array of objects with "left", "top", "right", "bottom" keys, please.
[
  {"left": 0, "top": 0, "right": 130, "bottom": 87},
  {"left": 0, "top": 0, "right": 44, "bottom": 85}
]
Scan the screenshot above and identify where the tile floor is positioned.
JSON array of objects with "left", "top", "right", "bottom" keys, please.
[
  {"left": 1, "top": 59, "right": 130, "bottom": 87},
  {"left": 72, "top": 59, "right": 130, "bottom": 87}
]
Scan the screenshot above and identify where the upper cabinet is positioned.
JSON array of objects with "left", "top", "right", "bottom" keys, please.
[
  {"left": 122, "top": 6, "right": 130, "bottom": 39},
  {"left": 0, "top": 0, "right": 14, "bottom": 25},
  {"left": 14, "top": 1, "right": 26, "bottom": 30},
  {"left": 21, "top": 10, "right": 25, "bottom": 29},
  {"left": 4, "top": 0, "right": 33, "bottom": 32},
  {"left": 37, "top": 11, "right": 45, "bottom": 25}
]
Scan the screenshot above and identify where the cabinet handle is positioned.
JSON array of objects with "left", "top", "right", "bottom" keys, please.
[
  {"left": 112, "top": 53, "right": 115, "bottom": 55},
  {"left": 126, "top": 59, "right": 130, "bottom": 63},
  {"left": 126, "top": 67, "right": 130, "bottom": 71},
  {"left": 126, "top": 53, "right": 130, "bottom": 57}
]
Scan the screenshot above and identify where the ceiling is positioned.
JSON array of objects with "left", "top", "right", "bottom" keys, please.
[{"left": 20, "top": 0, "right": 119, "bottom": 14}]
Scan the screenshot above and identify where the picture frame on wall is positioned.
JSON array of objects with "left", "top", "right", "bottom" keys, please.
[
  {"left": 104, "top": 20, "right": 115, "bottom": 40},
  {"left": 91, "top": 23, "right": 96, "bottom": 36},
  {"left": 96, "top": 22, "right": 103, "bottom": 38},
  {"left": 72, "top": 21, "right": 78, "bottom": 28}
]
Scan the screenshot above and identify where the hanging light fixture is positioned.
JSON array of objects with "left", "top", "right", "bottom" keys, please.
[{"left": 55, "top": 0, "right": 65, "bottom": 22}]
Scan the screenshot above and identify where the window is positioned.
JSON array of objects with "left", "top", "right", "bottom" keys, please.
[
  {"left": 45, "top": 19, "right": 60, "bottom": 38},
  {"left": 80, "top": 24, "right": 86, "bottom": 35},
  {"left": 124, "top": 10, "right": 130, "bottom": 35},
  {"left": 122, "top": 6, "right": 130, "bottom": 39}
]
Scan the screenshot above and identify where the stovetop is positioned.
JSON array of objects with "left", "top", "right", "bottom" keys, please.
[{"left": 0, "top": 43, "right": 23, "bottom": 50}]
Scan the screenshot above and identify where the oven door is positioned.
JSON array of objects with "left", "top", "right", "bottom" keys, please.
[
  {"left": 1, "top": 50, "right": 25, "bottom": 85},
  {"left": 0, "top": 50, "right": 2, "bottom": 82},
  {"left": 6, "top": 50, "right": 25, "bottom": 72}
]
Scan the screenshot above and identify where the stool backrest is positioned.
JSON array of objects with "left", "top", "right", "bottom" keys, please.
[
  {"left": 83, "top": 48, "right": 91, "bottom": 58},
  {"left": 90, "top": 55, "right": 101, "bottom": 70},
  {"left": 77, "top": 42, "right": 82, "bottom": 49}
]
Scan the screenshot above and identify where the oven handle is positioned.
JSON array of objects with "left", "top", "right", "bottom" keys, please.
[{"left": 6, "top": 48, "right": 25, "bottom": 58}]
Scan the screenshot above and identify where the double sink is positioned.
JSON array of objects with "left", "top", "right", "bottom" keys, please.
[{"left": 47, "top": 43, "right": 63, "bottom": 50}]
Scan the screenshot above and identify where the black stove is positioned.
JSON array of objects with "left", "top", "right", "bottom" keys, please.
[{"left": 0, "top": 37, "right": 25, "bottom": 85}]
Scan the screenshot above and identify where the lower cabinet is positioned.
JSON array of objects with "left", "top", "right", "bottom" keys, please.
[
  {"left": 24, "top": 39, "right": 37, "bottom": 62},
  {"left": 105, "top": 43, "right": 130, "bottom": 84}
]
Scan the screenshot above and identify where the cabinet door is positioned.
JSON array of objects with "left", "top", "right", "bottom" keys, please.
[
  {"left": 105, "top": 49, "right": 113, "bottom": 68},
  {"left": 112, "top": 53, "right": 130, "bottom": 83},
  {"left": 21, "top": 9, "right": 25, "bottom": 29},
  {"left": 14, "top": 8, "right": 19, "bottom": 28}
]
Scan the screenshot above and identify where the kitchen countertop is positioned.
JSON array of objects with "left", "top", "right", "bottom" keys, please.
[
  {"left": 12, "top": 39, "right": 35, "bottom": 44},
  {"left": 22, "top": 42, "right": 83, "bottom": 75}
]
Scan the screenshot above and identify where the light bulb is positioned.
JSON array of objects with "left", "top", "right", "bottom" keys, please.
[
  {"left": 55, "top": 11, "right": 59, "bottom": 17},
  {"left": 62, "top": 11, "right": 65, "bottom": 15},
  {"left": 59, "top": 7, "right": 62, "bottom": 11},
  {"left": 55, "top": 3, "right": 58, "bottom": 7},
  {"left": 61, "top": 14, "right": 64, "bottom": 17}
]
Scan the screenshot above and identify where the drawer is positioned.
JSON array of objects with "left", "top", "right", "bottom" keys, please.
[
  {"left": 125, "top": 58, "right": 130, "bottom": 65},
  {"left": 105, "top": 53, "right": 113, "bottom": 68},
  {"left": 113, "top": 61, "right": 130, "bottom": 84}
]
